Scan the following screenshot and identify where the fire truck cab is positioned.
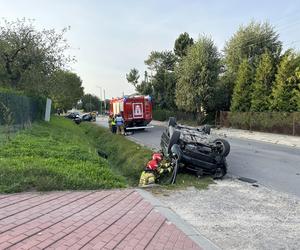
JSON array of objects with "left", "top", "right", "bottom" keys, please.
[{"left": 109, "top": 95, "right": 153, "bottom": 130}]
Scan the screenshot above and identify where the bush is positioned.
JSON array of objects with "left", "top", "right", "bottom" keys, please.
[
  {"left": 222, "top": 111, "right": 300, "bottom": 135},
  {"left": 153, "top": 108, "right": 215, "bottom": 125},
  {"left": 153, "top": 109, "right": 176, "bottom": 121}
]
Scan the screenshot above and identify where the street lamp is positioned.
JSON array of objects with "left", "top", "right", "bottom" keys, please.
[
  {"left": 96, "top": 86, "right": 102, "bottom": 115},
  {"left": 97, "top": 86, "right": 107, "bottom": 115}
]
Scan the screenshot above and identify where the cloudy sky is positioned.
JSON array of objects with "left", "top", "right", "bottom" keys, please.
[{"left": 1, "top": 0, "right": 299, "bottom": 98}]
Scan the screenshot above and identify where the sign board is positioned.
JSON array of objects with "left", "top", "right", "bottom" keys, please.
[
  {"left": 132, "top": 103, "right": 143, "bottom": 119},
  {"left": 44, "top": 98, "right": 52, "bottom": 122}
]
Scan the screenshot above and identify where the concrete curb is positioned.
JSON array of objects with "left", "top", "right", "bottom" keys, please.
[{"left": 136, "top": 189, "right": 221, "bottom": 250}]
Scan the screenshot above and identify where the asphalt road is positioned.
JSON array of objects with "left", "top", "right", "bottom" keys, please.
[{"left": 96, "top": 117, "right": 300, "bottom": 197}]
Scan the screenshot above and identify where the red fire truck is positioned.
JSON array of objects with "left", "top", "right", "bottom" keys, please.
[{"left": 109, "top": 95, "right": 153, "bottom": 130}]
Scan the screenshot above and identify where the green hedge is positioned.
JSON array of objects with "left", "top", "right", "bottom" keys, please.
[
  {"left": 153, "top": 109, "right": 215, "bottom": 125},
  {"left": 221, "top": 111, "right": 300, "bottom": 135},
  {"left": 153, "top": 109, "right": 177, "bottom": 121}
]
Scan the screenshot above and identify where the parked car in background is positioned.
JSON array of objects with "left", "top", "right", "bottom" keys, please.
[
  {"left": 81, "top": 113, "right": 93, "bottom": 122},
  {"left": 65, "top": 112, "right": 80, "bottom": 119}
]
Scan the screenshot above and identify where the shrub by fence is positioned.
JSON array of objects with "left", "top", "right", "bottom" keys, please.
[
  {"left": 0, "top": 91, "right": 46, "bottom": 142},
  {"left": 153, "top": 109, "right": 215, "bottom": 125},
  {"left": 153, "top": 109, "right": 197, "bottom": 122},
  {"left": 219, "top": 111, "right": 300, "bottom": 136}
]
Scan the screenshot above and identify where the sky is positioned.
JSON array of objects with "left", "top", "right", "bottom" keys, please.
[{"left": 0, "top": 0, "right": 300, "bottom": 98}]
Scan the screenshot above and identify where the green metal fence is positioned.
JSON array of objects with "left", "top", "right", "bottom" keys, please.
[
  {"left": 0, "top": 92, "right": 46, "bottom": 143},
  {"left": 219, "top": 111, "right": 300, "bottom": 136}
]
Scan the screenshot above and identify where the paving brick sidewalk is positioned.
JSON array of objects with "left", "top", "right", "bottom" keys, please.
[{"left": 0, "top": 190, "right": 202, "bottom": 250}]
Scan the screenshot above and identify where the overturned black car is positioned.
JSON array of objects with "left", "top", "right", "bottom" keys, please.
[{"left": 161, "top": 117, "right": 230, "bottom": 179}]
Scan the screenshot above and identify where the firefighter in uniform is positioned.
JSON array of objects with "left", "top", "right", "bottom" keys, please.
[
  {"left": 115, "top": 114, "right": 125, "bottom": 135},
  {"left": 139, "top": 153, "right": 173, "bottom": 186},
  {"left": 111, "top": 116, "right": 117, "bottom": 134}
]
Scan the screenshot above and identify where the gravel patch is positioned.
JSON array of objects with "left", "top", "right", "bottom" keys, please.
[{"left": 154, "top": 179, "right": 300, "bottom": 250}]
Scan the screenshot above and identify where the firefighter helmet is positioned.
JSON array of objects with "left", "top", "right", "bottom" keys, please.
[{"left": 152, "top": 153, "right": 163, "bottom": 162}]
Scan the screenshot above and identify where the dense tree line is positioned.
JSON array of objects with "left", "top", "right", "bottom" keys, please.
[
  {"left": 0, "top": 19, "right": 84, "bottom": 110},
  {"left": 127, "top": 21, "right": 300, "bottom": 118}
]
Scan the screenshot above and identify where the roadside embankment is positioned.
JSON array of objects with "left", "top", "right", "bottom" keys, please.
[
  {"left": 0, "top": 117, "right": 126, "bottom": 193},
  {"left": 83, "top": 123, "right": 153, "bottom": 186}
]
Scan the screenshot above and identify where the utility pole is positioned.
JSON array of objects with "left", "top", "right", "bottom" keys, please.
[
  {"left": 99, "top": 87, "right": 102, "bottom": 115},
  {"left": 96, "top": 86, "right": 104, "bottom": 115},
  {"left": 103, "top": 89, "right": 106, "bottom": 113},
  {"left": 89, "top": 95, "right": 91, "bottom": 112}
]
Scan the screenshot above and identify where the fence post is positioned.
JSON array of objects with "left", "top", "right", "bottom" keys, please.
[{"left": 292, "top": 112, "right": 295, "bottom": 136}]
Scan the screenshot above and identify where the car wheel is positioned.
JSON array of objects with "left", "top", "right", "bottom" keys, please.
[
  {"left": 168, "top": 117, "right": 177, "bottom": 127},
  {"left": 167, "top": 130, "right": 181, "bottom": 155},
  {"left": 213, "top": 138, "right": 230, "bottom": 157}
]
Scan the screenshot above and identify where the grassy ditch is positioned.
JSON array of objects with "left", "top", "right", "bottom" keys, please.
[
  {"left": 82, "top": 122, "right": 213, "bottom": 189},
  {"left": 0, "top": 117, "right": 126, "bottom": 193},
  {"left": 0, "top": 117, "right": 213, "bottom": 193},
  {"left": 82, "top": 124, "right": 152, "bottom": 186}
]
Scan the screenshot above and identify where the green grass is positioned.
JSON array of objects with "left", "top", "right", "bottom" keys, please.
[
  {"left": 81, "top": 124, "right": 153, "bottom": 186},
  {"left": 0, "top": 117, "right": 126, "bottom": 193},
  {"left": 167, "top": 174, "right": 213, "bottom": 190},
  {"left": 0, "top": 126, "right": 6, "bottom": 146},
  {"left": 146, "top": 174, "right": 213, "bottom": 195},
  {"left": 0, "top": 116, "right": 213, "bottom": 193}
]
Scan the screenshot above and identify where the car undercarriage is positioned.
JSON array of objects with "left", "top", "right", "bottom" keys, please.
[{"left": 160, "top": 117, "right": 230, "bottom": 179}]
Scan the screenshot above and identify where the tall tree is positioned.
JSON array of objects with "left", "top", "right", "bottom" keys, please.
[
  {"left": 144, "top": 51, "right": 176, "bottom": 73},
  {"left": 175, "top": 36, "right": 220, "bottom": 114},
  {"left": 251, "top": 51, "right": 275, "bottom": 111},
  {"left": 230, "top": 59, "right": 253, "bottom": 112},
  {"left": 270, "top": 52, "right": 300, "bottom": 111},
  {"left": 296, "top": 69, "right": 300, "bottom": 110},
  {"left": 174, "top": 32, "right": 194, "bottom": 58},
  {"left": 136, "top": 71, "right": 153, "bottom": 95},
  {"left": 81, "top": 94, "right": 101, "bottom": 112},
  {"left": 0, "top": 18, "right": 73, "bottom": 96},
  {"left": 126, "top": 68, "right": 140, "bottom": 88},
  {"left": 151, "top": 68, "right": 176, "bottom": 109},
  {"left": 49, "top": 70, "right": 84, "bottom": 110},
  {"left": 223, "top": 21, "right": 282, "bottom": 100}
]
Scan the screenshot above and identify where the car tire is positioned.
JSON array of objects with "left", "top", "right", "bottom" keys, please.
[
  {"left": 168, "top": 117, "right": 177, "bottom": 127},
  {"left": 213, "top": 138, "right": 230, "bottom": 157},
  {"left": 167, "top": 130, "right": 181, "bottom": 155}
]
